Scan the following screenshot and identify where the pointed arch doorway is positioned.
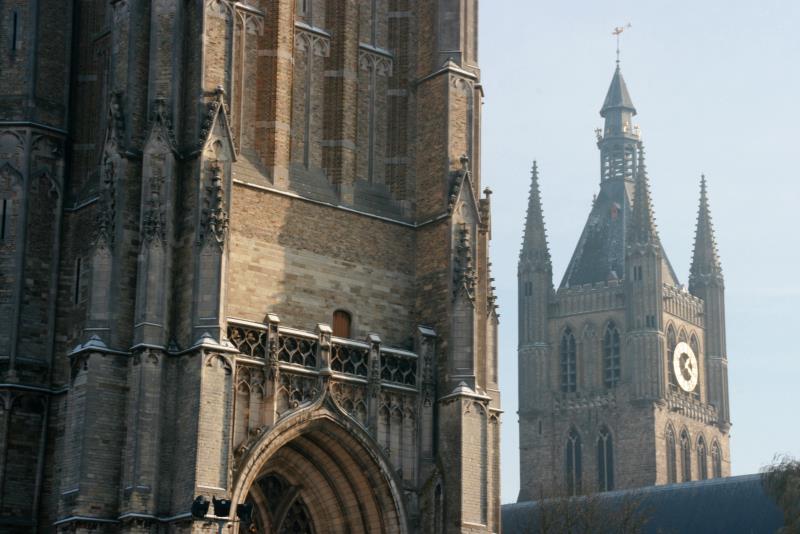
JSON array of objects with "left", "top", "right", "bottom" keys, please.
[{"left": 232, "top": 409, "right": 407, "bottom": 534}]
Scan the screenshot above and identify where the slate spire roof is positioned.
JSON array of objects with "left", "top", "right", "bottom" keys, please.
[
  {"left": 690, "top": 175, "right": 723, "bottom": 285},
  {"left": 520, "top": 161, "right": 551, "bottom": 268},
  {"left": 600, "top": 64, "right": 637, "bottom": 118},
  {"left": 560, "top": 65, "right": 679, "bottom": 288}
]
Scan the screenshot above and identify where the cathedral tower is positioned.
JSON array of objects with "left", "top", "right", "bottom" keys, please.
[
  {"left": 517, "top": 65, "right": 731, "bottom": 501},
  {"left": 0, "top": 1, "right": 499, "bottom": 532}
]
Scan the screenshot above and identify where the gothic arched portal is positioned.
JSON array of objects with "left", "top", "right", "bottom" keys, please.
[{"left": 231, "top": 407, "right": 407, "bottom": 534}]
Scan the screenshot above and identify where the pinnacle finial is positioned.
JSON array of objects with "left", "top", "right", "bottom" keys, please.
[
  {"left": 690, "top": 174, "right": 722, "bottom": 286},
  {"left": 629, "top": 143, "right": 659, "bottom": 245},
  {"left": 520, "top": 160, "right": 551, "bottom": 268}
]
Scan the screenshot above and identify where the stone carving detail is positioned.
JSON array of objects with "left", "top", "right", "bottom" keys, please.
[
  {"left": 96, "top": 153, "right": 117, "bottom": 247},
  {"left": 237, "top": 365, "right": 266, "bottom": 397},
  {"left": 142, "top": 155, "right": 166, "bottom": 244},
  {"left": 0, "top": 130, "right": 25, "bottom": 171},
  {"left": 206, "top": 0, "right": 235, "bottom": 19},
  {"left": 295, "top": 29, "right": 331, "bottom": 57},
  {"left": 453, "top": 224, "right": 476, "bottom": 300},
  {"left": 199, "top": 87, "right": 231, "bottom": 149},
  {"left": 379, "top": 391, "right": 417, "bottom": 421},
  {"left": 200, "top": 163, "right": 229, "bottom": 246},
  {"left": 451, "top": 75, "right": 474, "bottom": 96},
  {"left": 96, "top": 92, "right": 125, "bottom": 248},
  {"left": 380, "top": 350, "right": 417, "bottom": 387},
  {"left": 228, "top": 325, "right": 267, "bottom": 359},
  {"left": 487, "top": 261, "right": 499, "bottom": 315},
  {"left": 359, "top": 49, "right": 393, "bottom": 77},
  {"left": 448, "top": 154, "right": 471, "bottom": 211},
  {"left": 332, "top": 382, "right": 368, "bottom": 426},
  {"left": 276, "top": 372, "right": 319, "bottom": 414},
  {"left": 554, "top": 391, "right": 617, "bottom": 412}
]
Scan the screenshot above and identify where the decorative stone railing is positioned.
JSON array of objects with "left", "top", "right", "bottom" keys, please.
[
  {"left": 666, "top": 390, "right": 718, "bottom": 425},
  {"left": 380, "top": 347, "right": 418, "bottom": 387},
  {"left": 226, "top": 316, "right": 423, "bottom": 391}
]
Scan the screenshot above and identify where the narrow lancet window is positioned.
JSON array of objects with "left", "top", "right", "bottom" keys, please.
[
  {"left": 566, "top": 428, "right": 582, "bottom": 496},
  {"left": 597, "top": 426, "right": 614, "bottom": 491},
  {"left": 666, "top": 425, "right": 677, "bottom": 484},
  {"left": 697, "top": 436, "right": 708, "bottom": 480},
  {"left": 603, "top": 322, "right": 621, "bottom": 388},
  {"left": 0, "top": 198, "right": 7, "bottom": 240},
  {"left": 680, "top": 429, "right": 692, "bottom": 482},
  {"left": 560, "top": 328, "right": 577, "bottom": 393},
  {"left": 711, "top": 441, "right": 722, "bottom": 478}
]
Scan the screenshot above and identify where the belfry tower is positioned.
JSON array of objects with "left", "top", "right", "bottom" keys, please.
[{"left": 517, "top": 64, "right": 731, "bottom": 500}]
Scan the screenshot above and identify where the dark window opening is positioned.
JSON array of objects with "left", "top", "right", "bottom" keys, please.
[
  {"left": 603, "top": 322, "right": 621, "bottom": 388},
  {"left": 11, "top": 12, "right": 18, "bottom": 52},
  {"left": 73, "top": 258, "right": 82, "bottom": 305},
  {"left": 332, "top": 309, "right": 352, "bottom": 338},
  {"left": 680, "top": 429, "right": 692, "bottom": 482},
  {"left": 666, "top": 426, "right": 677, "bottom": 484},
  {"left": 560, "top": 328, "right": 577, "bottom": 393},
  {"left": 0, "top": 198, "right": 7, "bottom": 240},
  {"left": 711, "top": 441, "right": 722, "bottom": 478},
  {"left": 597, "top": 427, "right": 614, "bottom": 491},
  {"left": 566, "top": 429, "right": 582, "bottom": 496},
  {"left": 697, "top": 436, "right": 708, "bottom": 480}
]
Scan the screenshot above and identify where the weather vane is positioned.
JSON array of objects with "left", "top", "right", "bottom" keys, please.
[{"left": 612, "top": 23, "right": 632, "bottom": 64}]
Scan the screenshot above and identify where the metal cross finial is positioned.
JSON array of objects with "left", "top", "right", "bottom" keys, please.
[{"left": 612, "top": 23, "right": 632, "bottom": 65}]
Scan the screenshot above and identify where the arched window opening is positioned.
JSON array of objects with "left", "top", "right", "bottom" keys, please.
[
  {"left": 560, "top": 328, "right": 577, "bottom": 393},
  {"left": 603, "top": 322, "right": 621, "bottom": 388},
  {"left": 0, "top": 197, "right": 8, "bottom": 240},
  {"left": 597, "top": 427, "right": 614, "bottom": 492},
  {"left": 711, "top": 441, "right": 722, "bottom": 478},
  {"left": 667, "top": 326, "right": 677, "bottom": 392},
  {"left": 697, "top": 436, "right": 708, "bottom": 480},
  {"left": 332, "top": 309, "right": 352, "bottom": 338},
  {"left": 434, "top": 483, "right": 443, "bottom": 534},
  {"left": 565, "top": 428, "right": 582, "bottom": 496},
  {"left": 666, "top": 426, "right": 677, "bottom": 484},
  {"left": 680, "top": 429, "right": 692, "bottom": 482}
]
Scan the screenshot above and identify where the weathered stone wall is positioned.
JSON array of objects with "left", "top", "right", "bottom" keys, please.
[{"left": 227, "top": 184, "right": 416, "bottom": 345}]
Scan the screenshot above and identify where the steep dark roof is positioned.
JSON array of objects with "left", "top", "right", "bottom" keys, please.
[
  {"left": 601, "top": 65, "right": 637, "bottom": 117},
  {"left": 503, "top": 475, "right": 784, "bottom": 534},
  {"left": 559, "top": 178, "right": 631, "bottom": 288}
]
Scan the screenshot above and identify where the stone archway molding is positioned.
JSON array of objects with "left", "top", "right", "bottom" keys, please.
[{"left": 230, "top": 393, "right": 408, "bottom": 534}]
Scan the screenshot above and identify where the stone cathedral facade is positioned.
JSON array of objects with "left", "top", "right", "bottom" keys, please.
[
  {"left": 517, "top": 65, "right": 731, "bottom": 501},
  {"left": 0, "top": 1, "right": 500, "bottom": 532}
]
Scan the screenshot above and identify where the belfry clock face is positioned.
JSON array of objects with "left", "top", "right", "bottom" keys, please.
[{"left": 672, "top": 342, "right": 698, "bottom": 392}]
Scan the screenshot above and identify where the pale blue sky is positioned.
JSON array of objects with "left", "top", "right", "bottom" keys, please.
[{"left": 478, "top": 0, "right": 800, "bottom": 503}]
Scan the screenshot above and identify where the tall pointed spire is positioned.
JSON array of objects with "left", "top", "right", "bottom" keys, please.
[
  {"left": 690, "top": 175, "right": 723, "bottom": 287},
  {"left": 600, "top": 65, "right": 636, "bottom": 119},
  {"left": 520, "top": 161, "right": 551, "bottom": 269},
  {"left": 628, "top": 144, "right": 659, "bottom": 245}
]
